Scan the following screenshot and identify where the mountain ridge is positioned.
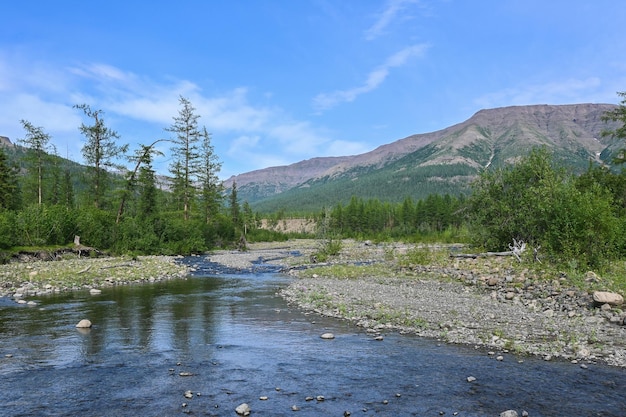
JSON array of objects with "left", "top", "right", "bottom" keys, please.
[{"left": 224, "top": 103, "right": 620, "bottom": 210}]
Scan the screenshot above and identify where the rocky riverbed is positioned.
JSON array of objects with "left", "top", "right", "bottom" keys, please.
[{"left": 208, "top": 239, "right": 626, "bottom": 368}]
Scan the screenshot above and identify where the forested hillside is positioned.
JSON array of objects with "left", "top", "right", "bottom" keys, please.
[{"left": 228, "top": 103, "right": 621, "bottom": 212}]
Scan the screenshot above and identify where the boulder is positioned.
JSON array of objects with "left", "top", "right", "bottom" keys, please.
[
  {"left": 76, "top": 319, "right": 92, "bottom": 328},
  {"left": 500, "top": 411, "right": 518, "bottom": 417},
  {"left": 320, "top": 333, "right": 335, "bottom": 340},
  {"left": 592, "top": 291, "right": 624, "bottom": 306}
]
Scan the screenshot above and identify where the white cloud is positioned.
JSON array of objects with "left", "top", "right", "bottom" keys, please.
[
  {"left": 0, "top": 58, "right": 359, "bottom": 175},
  {"left": 313, "top": 43, "right": 429, "bottom": 111},
  {"left": 364, "top": 0, "right": 421, "bottom": 41},
  {"left": 473, "top": 77, "right": 613, "bottom": 109}
]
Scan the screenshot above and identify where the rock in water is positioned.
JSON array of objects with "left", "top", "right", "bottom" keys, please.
[
  {"left": 76, "top": 319, "right": 92, "bottom": 328},
  {"left": 235, "top": 403, "right": 251, "bottom": 416},
  {"left": 500, "top": 411, "right": 518, "bottom": 417},
  {"left": 320, "top": 333, "right": 335, "bottom": 339}
]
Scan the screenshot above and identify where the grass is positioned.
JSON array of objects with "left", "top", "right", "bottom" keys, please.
[
  {"left": 0, "top": 255, "right": 189, "bottom": 293},
  {"left": 299, "top": 263, "right": 391, "bottom": 280}
]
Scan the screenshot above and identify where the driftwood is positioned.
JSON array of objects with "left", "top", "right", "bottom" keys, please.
[
  {"left": 450, "top": 239, "right": 527, "bottom": 262},
  {"left": 450, "top": 251, "right": 516, "bottom": 259},
  {"left": 77, "top": 265, "right": 92, "bottom": 274},
  {"left": 100, "top": 262, "right": 136, "bottom": 269}
]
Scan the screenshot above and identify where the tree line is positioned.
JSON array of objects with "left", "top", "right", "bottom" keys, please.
[
  {"left": 315, "top": 148, "right": 626, "bottom": 269},
  {"left": 317, "top": 93, "right": 626, "bottom": 270},
  {"left": 1, "top": 92, "right": 626, "bottom": 271},
  {"left": 0, "top": 97, "right": 246, "bottom": 256}
]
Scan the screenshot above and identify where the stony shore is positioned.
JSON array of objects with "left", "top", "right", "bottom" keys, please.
[
  {"left": 0, "top": 255, "right": 189, "bottom": 301},
  {"left": 3, "top": 240, "right": 626, "bottom": 368},
  {"left": 209, "top": 239, "right": 626, "bottom": 368}
]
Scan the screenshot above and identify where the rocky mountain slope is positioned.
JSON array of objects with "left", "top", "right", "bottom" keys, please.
[{"left": 224, "top": 103, "right": 621, "bottom": 211}]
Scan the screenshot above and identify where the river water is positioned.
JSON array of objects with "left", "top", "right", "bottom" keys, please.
[{"left": 0, "top": 257, "right": 624, "bottom": 417}]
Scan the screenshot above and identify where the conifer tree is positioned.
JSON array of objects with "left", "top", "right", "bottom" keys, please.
[
  {"left": 0, "top": 147, "right": 19, "bottom": 210},
  {"left": 197, "top": 127, "right": 222, "bottom": 224},
  {"left": 167, "top": 96, "right": 201, "bottom": 221},
  {"left": 75, "top": 104, "right": 128, "bottom": 209},
  {"left": 18, "top": 120, "right": 51, "bottom": 205}
]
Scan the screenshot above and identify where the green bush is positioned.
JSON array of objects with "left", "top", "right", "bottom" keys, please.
[
  {"left": 0, "top": 210, "right": 17, "bottom": 249},
  {"left": 312, "top": 238, "right": 343, "bottom": 262}
]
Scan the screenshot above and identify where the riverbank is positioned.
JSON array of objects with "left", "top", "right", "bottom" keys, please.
[
  {"left": 209, "top": 239, "right": 626, "bottom": 367},
  {"left": 3, "top": 239, "right": 626, "bottom": 368},
  {"left": 0, "top": 255, "right": 189, "bottom": 301}
]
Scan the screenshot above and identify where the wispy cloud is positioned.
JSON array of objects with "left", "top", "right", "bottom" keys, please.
[
  {"left": 0, "top": 58, "right": 370, "bottom": 176},
  {"left": 364, "top": 0, "right": 421, "bottom": 41},
  {"left": 313, "top": 43, "right": 429, "bottom": 111},
  {"left": 473, "top": 77, "right": 616, "bottom": 109}
]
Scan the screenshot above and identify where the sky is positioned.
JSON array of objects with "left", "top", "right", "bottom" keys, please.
[{"left": 1, "top": 1, "right": 625, "bottom": 179}]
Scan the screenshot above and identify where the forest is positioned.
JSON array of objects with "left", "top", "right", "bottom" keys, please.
[
  {"left": 0, "top": 97, "right": 247, "bottom": 257},
  {"left": 1, "top": 93, "right": 626, "bottom": 272}
]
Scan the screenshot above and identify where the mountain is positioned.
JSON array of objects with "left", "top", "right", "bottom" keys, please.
[{"left": 224, "top": 103, "right": 622, "bottom": 212}]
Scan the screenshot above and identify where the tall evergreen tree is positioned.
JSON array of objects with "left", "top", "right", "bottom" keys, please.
[
  {"left": 18, "top": 120, "right": 51, "bottom": 205},
  {"left": 116, "top": 140, "right": 166, "bottom": 224},
  {"left": 229, "top": 181, "right": 241, "bottom": 227},
  {"left": 197, "top": 127, "right": 222, "bottom": 224},
  {"left": 167, "top": 96, "right": 201, "bottom": 221},
  {"left": 136, "top": 152, "right": 159, "bottom": 222},
  {"left": 75, "top": 104, "right": 127, "bottom": 209},
  {"left": 0, "top": 147, "right": 19, "bottom": 210}
]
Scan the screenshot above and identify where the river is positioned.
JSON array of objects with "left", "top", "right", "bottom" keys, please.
[{"left": 0, "top": 257, "right": 624, "bottom": 416}]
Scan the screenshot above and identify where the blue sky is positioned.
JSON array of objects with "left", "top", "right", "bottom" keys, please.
[{"left": 1, "top": 1, "right": 625, "bottom": 179}]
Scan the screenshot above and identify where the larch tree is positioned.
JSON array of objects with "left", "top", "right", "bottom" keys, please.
[
  {"left": 19, "top": 120, "right": 51, "bottom": 205},
  {"left": 229, "top": 181, "right": 241, "bottom": 228},
  {"left": 0, "top": 147, "right": 19, "bottom": 210},
  {"left": 75, "top": 104, "right": 128, "bottom": 209},
  {"left": 116, "top": 139, "right": 168, "bottom": 224},
  {"left": 167, "top": 96, "right": 201, "bottom": 221},
  {"left": 197, "top": 126, "right": 222, "bottom": 224}
]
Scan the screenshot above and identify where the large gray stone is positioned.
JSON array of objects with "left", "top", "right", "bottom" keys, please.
[{"left": 593, "top": 291, "right": 624, "bottom": 306}]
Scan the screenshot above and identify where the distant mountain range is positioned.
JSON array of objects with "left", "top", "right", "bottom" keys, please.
[
  {"left": 223, "top": 103, "right": 622, "bottom": 212},
  {"left": 2, "top": 103, "right": 622, "bottom": 214}
]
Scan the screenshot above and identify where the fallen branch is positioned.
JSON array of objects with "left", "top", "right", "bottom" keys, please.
[
  {"left": 77, "top": 265, "right": 92, "bottom": 274},
  {"left": 100, "top": 262, "right": 137, "bottom": 269},
  {"left": 450, "top": 251, "right": 517, "bottom": 259},
  {"left": 450, "top": 239, "right": 527, "bottom": 262}
]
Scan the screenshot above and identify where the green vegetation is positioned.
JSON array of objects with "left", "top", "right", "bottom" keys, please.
[
  {"left": 3, "top": 90, "right": 626, "bottom": 283},
  {"left": 0, "top": 97, "right": 268, "bottom": 259}
]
